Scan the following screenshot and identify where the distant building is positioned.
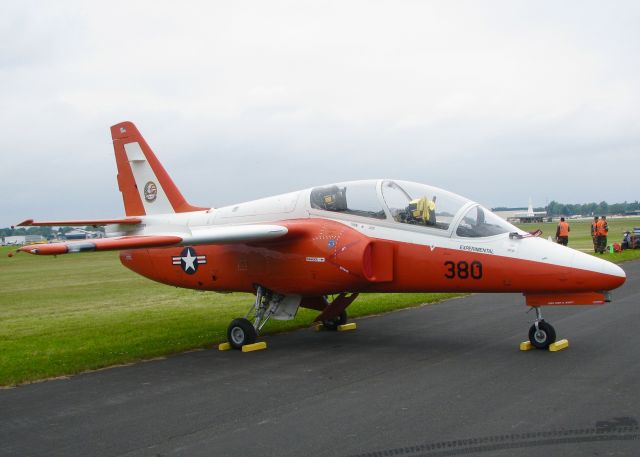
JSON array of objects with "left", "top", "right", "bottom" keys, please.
[
  {"left": 64, "top": 230, "right": 89, "bottom": 240},
  {"left": 494, "top": 197, "right": 547, "bottom": 223},
  {"left": 2, "top": 235, "right": 26, "bottom": 245},
  {"left": 63, "top": 229, "right": 103, "bottom": 240},
  {"left": 2, "top": 235, "right": 45, "bottom": 245}
]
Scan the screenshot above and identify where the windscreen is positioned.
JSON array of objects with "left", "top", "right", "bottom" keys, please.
[{"left": 455, "top": 205, "right": 519, "bottom": 238}]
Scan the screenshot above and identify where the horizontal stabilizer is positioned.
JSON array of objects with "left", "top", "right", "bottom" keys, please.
[{"left": 17, "top": 218, "right": 143, "bottom": 227}]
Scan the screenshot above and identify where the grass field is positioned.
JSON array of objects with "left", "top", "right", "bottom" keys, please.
[
  {"left": 515, "top": 217, "right": 640, "bottom": 261},
  {"left": 0, "top": 247, "right": 459, "bottom": 386},
  {"left": 1, "top": 217, "right": 639, "bottom": 386}
]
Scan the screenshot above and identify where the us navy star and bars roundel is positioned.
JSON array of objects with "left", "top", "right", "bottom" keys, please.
[{"left": 172, "top": 247, "right": 207, "bottom": 275}]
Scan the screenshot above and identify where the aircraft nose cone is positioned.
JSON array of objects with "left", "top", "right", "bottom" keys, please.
[
  {"left": 601, "top": 259, "right": 626, "bottom": 289},
  {"left": 572, "top": 250, "right": 626, "bottom": 291}
]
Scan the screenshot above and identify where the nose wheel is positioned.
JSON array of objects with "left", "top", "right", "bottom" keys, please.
[
  {"left": 528, "top": 307, "right": 557, "bottom": 349},
  {"left": 529, "top": 321, "right": 556, "bottom": 349}
]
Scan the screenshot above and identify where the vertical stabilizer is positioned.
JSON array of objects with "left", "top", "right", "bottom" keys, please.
[{"left": 111, "top": 121, "right": 206, "bottom": 216}]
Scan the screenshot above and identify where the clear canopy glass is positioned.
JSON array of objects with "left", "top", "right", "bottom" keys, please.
[
  {"left": 309, "top": 179, "right": 519, "bottom": 238},
  {"left": 455, "top": 205, "right": 519, "bottom": 238},
  {"left": 310, "top": 181, "right": 386, "bottom": 219},
  {"left": 381, "top": 180, "right": 468, "bottom": 231}
]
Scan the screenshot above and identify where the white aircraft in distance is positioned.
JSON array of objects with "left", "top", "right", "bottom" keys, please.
[{"left": 16, "top": 122, "right": 626, "bottom": 350}]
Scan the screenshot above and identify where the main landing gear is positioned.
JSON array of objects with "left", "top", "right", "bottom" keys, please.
[
  {"left": 226, "top": 286, "right": 299, "bottom": 349},
  {"left": 225, "top": 288, "right": 355, "bottom": 349},
  {"left": 227, "top": 286, "right": 272, "bottom": 349},
  {"left": 227, "top": 317, "right": 257, "bottom": 349},
  {"left": 321, "top": 310, "right": 347, "bottom": 331},
  {"left": 528, "top": 307, "right": 557, "bottom": 349}
]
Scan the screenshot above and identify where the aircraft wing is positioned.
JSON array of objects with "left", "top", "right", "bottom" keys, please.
[
  {"left": 18, "top": 235, "right": 182, "bottom": 255},
  {"left": 18, "top": 224, "right": 290, "bottom": 255}
]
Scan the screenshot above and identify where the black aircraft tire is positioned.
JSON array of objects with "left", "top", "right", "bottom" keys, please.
[
  {"left": 228, "top": 318, "right": 257, "bottom": 349},
  {"left": 528, "top": 321, "right": 557, "bottom": 349},
  {"left": 323, "top": 311, "right": 347, "bottom": 331}
]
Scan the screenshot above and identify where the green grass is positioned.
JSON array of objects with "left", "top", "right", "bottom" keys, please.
[
  {"left": 515, "top": 217, "right": 640, "bottom": 260},
  {"left": 2, "top": 217, "right": 639, "bottom": 386},
  {"left": 0, "top": 246, "right": 457, "bottom": 386}
]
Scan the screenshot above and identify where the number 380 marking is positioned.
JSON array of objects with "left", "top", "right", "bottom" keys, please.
[{"left": 444, "top": 261, "right": 483, "bottom": 280}]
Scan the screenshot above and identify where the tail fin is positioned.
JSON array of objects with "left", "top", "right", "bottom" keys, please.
[{"left": 111, "top": 121, "right": 206, "bottom": 216}]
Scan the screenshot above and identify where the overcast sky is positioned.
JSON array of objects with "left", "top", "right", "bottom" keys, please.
[{"left": 1, "top": 1, "right": 639, "bottom": 227}]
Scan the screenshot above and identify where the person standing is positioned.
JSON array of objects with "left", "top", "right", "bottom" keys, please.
[
  {"left": 556, "top": 217, "right": 570, "bottom": 246},
  {"left": 591, "top": 216, "right": 599, "bottom": 253},
  {"left": 596, "top": 216, "right": 609, "bottom": 254}
]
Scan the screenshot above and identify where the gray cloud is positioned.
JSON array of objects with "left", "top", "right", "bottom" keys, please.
[{"left": 1, "top": 1, "right": 639, "bottom": 227}]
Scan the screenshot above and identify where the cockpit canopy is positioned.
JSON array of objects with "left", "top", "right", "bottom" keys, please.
[
  {"left": 309, "top": 179, "right": 520, "bottom": 238},
  {"left": 310, "top": 181, "right": 386, "bottom": 220},
  {"left": 381, "top": 180, "right": 467, "bottom": 230}
]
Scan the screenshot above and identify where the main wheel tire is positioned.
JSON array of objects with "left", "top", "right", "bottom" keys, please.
[
  {"left": 227, "top": 318, "right": 257, "bottom": 349},
  {"left": 528, "top": 321, "right": 556, "bottom": 349},
  {"left": 322, "top": 311, "right": 347, "bottom": 331}
]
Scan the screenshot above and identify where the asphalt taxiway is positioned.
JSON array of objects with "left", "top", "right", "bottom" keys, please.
[{"left": 1, "top": 261, "right": 639, "bottom": 457}]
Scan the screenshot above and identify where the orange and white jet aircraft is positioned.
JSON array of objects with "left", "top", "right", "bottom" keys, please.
[{"left": 18, "top": 122, "right": 626, "bottom": 350}]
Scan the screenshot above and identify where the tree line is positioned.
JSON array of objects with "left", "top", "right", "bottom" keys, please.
[
  {"left": 544, "top": 200, "right": 640, "bottom": 217},
  {"left": 1, "top": 226, "right": 105, "bottom": 238},
  {"left": 493, "top": 200, "right": 639, "bottom": 217}
]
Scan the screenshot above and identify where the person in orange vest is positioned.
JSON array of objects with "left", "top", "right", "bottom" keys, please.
[
  {"left": 555, "top": 217, "right": 570, "bottom": 246},
  {"left": 591, "top": 216, "right": 599, "bottom": 253},
  {"left": 595, "top": 216, "right": 609, "bottom": 254}
]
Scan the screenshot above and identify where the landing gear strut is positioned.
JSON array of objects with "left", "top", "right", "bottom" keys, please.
[
  {"left": 528, "top": 307, "right": 557, "bottom": 349},
  {"left": 226, "top": 286, "right": 283, "bottom": 349}
]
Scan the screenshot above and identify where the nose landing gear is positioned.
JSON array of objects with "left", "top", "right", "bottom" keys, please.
[{"left": 528, "top": 307, "right": 557, "bottom": 349}]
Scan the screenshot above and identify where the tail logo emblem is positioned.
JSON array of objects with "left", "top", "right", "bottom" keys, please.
[
  {"left": 172, "top": 247, "right": 207, "bottom": 274},
  {"left": 144, "top": 181, "right": 158, "bottom": 202}
]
